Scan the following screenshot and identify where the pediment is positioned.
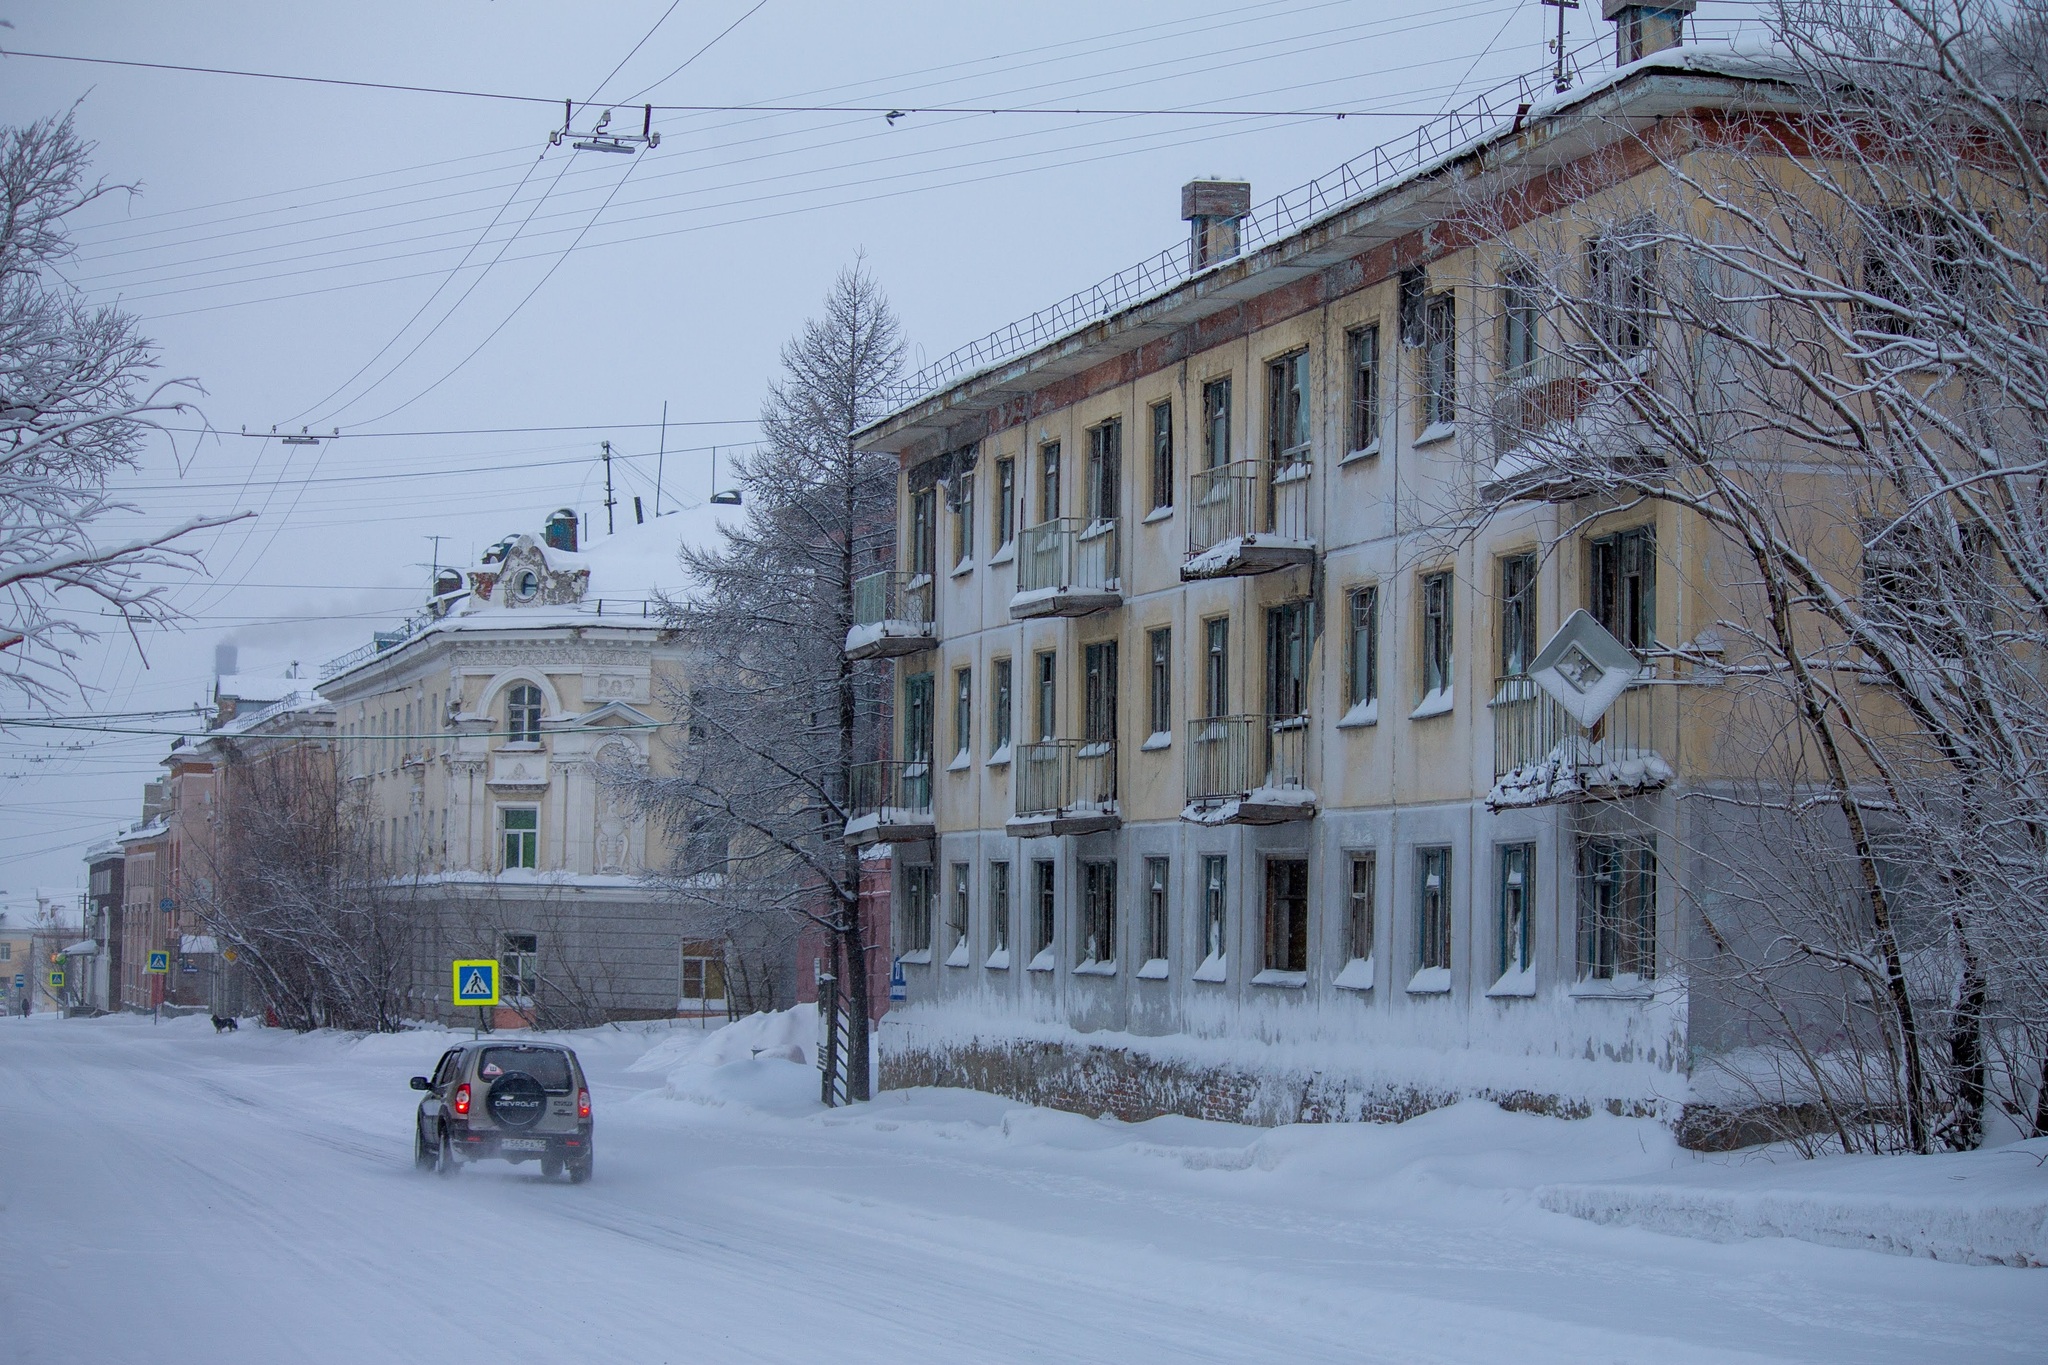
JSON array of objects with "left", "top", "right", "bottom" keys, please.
[{"left": 572, "top": 700, "right": 659, "bottom": 729}]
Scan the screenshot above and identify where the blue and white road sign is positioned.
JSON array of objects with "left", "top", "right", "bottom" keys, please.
[
  {"left": 145, "top": 950, "right": 171, "bottom": 974},
  {"left": 12, "top": 974, "right": 23, "bottom": 990},
  {"left": 888, "top": 957, "right": 906, "bottom": 1003},
  {"left": 452, "top": 959, "right": 500, "bottom": 1007}
]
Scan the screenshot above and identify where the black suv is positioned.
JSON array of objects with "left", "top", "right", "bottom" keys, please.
[{"left": 410, "top": 1041, "right": 593, "bottom": 1182}]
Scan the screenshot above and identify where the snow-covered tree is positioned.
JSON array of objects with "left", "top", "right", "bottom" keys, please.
[
  {"left": 636, "top": 260, "right": 904, "bottom": 1100},
  {"left": 0, "top": 112, "right": 244, "bottom": 705},
  {"left": 1453, "top": 0, "right": 2048, "bottom": 1149}
]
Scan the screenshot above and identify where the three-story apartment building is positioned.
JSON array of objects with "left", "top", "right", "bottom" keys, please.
[{"left": 851, "top": 20, "right": 1800, "bottom": 1128}]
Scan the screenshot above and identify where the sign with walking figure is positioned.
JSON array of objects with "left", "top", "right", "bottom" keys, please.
[{"left": 452, "top": 959, "right": 500, "bottom": 1007}]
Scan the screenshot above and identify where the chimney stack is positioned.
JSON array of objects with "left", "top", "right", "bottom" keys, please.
[
  {"left": 1604, "top": 2, "right": 1693, "bottom": 64},
  {"left": 1182, "top": 179, "right": 1251, "bottom": 272}
]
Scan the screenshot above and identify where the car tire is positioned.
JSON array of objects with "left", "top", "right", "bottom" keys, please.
[
  {"left": 567, "top": 1151, "right": 593, "bottom": 1185},
  {"left": 413, "top": 1121, "right": 437, "bottom": 1172},
  {"left": 541, "top": 1153, "right": 563, "bottom": 1179},
  {"left": 436, "top": 1126, "right": 461, "bottom": 1178}
]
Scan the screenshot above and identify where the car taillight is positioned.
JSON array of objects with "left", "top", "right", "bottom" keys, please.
[
  {"left": 577, "top": 1087, "right": 591, "bottom": 1120},
  {"left": 453, "top": 1083, "right": 471, "bottom": 1117}
]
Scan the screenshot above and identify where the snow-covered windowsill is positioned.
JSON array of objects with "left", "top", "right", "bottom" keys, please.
[
  {"left": 1406, "top": 965, "right": 1452, "bottom": 994},
  {"left": 987, "top": 742, "right": 1012, "bottom": 767},
  {"left": 1140, "top": 731, "right": 1172, "bottom": 752},
  {"left": 985, "top": 947, "right": 1011, "bottom": 970},
  {"left": 944, "top": 940, "right": 970, "bottom": 968},
  {"left": 951, "top": 557, "right": 975, "bottom": 578},
  {"left": 1336, "top": 699, "right": 1379, "bottom": 729},
  {"left": 1272, "top": 459, "right": 1313, "bottom": 485},
  {"left": 1409, "top": 687, "right": 1453, "bottom": 720},
  {"left": 1251, "top": 968, "right": 1307, "bottom": 989},
  {"left": 1073, "top": 959, "right": 1117, "bottom": 977},
  {"left": 1333, "top": 956, "right": 1374, "bottom": 991},
  {"left": 1570, "top": 975, "right": 1654, "bottom": 1001},
  {"left": 899, "top": 949, "right": 932, "bottom": 966},
  {"left": 1142, "top": 505, "right": 1174, "bottom": 525},
  {"left": 1414, "top": 420, "right": 1457, "bottom": 448},
  {"left": 988, "top": 541, "right": 1015, "bottom": 566},
  {"left": 1486, "top": 965, "right": 1536, "bottom": 998},
  {"left": 1136, "top": 957, "right": 1168, "bottom": 980},
  {"left": 946, "top": 750, "right": 972, "bottom": 773},
  {"left": 1027, "top": 947, "right": 1056, "bottom": 972},
  {"left": 1339, "top": 440, "right": 1381, "bottom": 467},
  {"left": 1192, "top": 952, "right": 1227, "bottom": 983}
]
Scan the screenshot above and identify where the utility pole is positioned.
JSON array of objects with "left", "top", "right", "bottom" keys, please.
[
  {"left": 1542, "top": 0, "right": 1580, "bottom": 93},
  {"left": 655, "top": 401, "right": 668, "bottom": 517},
  {"left": 601, "top": 440, "right": 617, "bottom": 536}
]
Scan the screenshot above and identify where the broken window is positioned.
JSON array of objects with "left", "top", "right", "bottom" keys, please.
[
  {"left": 1263, "top": 857, "right": 1308, "bottom": 974},
  {"left": 1201, "top": 377, "right": 1232, "bottom": 470},
  {"left": 1421, "top": 571, "right": 1454, "bottom": 700},
  {"left": 1421, "top": 292, "right": 1457, "bottom": 429},
  {"left": 953, "top": 667, "right": 972, "bottom": 761},
  {"left": 1500, "top": 265, "right": 1540, "bottom": 377},
  {"left": 1144, "top": 857, "right": 1170, "bottom": 964},
  {"left": 1347, "top": 852, "right": 1377, "bottom": 963},
  {"left": 995, "top": 456, "right": 1016, "bottom": 547},
  {"left": 1039, "top": 441, "right": 1061, "bottom": 523},
  {"left": 1347, "top": 323, "right": 1381, "bottom": 453},
  {"left": 1200, "top": 854, "right": 1229, "bottom": 965},
  {"left": 1266, "top": 600, "right": 1310, "bottom": 721},
  {"left": 910, "top": 487, "right": 936, "bottom": 577},
  {"left": 949, "top": 862, "right": 971, "bottom": 959},
  {"left": 1079, "top": 859, "right": 1117, "bottom": 967},
  {"left": 1203, "top": 616, "right": 1230, "bottom": 719},
  {"left": 1578, "top": 836, "right": 1656, "bottom": 980},
  {"left": 902, "top": 864, "right": 935, "bottom": 955},
  {"left": 1346, "top": 586, "right": 1379, "bottom": 711},
  {"left": 1586, "top": 222, "right": 1658, "bottom": 358},
  {"left": 1499, "top": 552, "right": 1537, "bottom": 677},
  {"left": 1589, "top": 525, "right": 1655, "bottom": 651},
  {"left": 1150, "top": 400, "right": 1174, "bottom": 510},
  {"left": 988, "top": 861, "right": 1011, "bottom": 956},
  {"left": 1086, "top": 418, "right": 1121, "bottom": 524},
  {"left": 1416, "top": 846, "right": 1452, "bottom": 972},
  {"left": 1035, "top": 651, "right": 1057, "bottom": 743},
  {"left": 1083, "top": 641, "right": 1118, "bottom": 744},
  {"left": 1148, "top": 626, "right": 1172, "bottom": 737},
  {"left": 991, "top": 657, "right": 1012, "bottom": 755},
  {"left": 1497, "top": 842, "right": 1533, "bottom": 977},
  {"left": 1266, "top": 350, "right": 1310, "bottom": 464},
  {"left": 1032, "top": 859, "right": 1057, "bottom": 958},
  {"left": 952, "top": 471, "right": 974, "bottom": 566}
]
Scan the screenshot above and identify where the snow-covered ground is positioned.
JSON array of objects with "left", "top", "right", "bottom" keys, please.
[{"left": 2, "top": 1010, "right": 2041, "bottom": 1364}]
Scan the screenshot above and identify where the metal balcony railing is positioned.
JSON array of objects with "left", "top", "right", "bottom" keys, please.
[
  {"left": 1185, "top": 714, "right": 1311, "bottom": 804},
  {"left": 1185, "top": 460, "right": 1314, "bottom": 572},
  {"left": 1014, "top": 517, "right": 1120, "bottom": 605},
  {"left": 1014, "top": 740, "right": 1119, "bottom": 823},
  {"left": 1489, "top": 666, "right": 1677, "bottom": 806},
  {"left": 1490, "top": 356, "right": 1602, "bottom": 457},
  {"left": 852, "top": 570, "right": 933, "bottom": 630},
  {"left": 846, "top": 759, "right": 933, "bottom": 831}
]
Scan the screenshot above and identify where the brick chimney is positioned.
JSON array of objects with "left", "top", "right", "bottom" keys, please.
[
  {"left": 1182, "top": 179, "right": 1251, "bottom": 271},
  {"left": 1604, "top": 1, "right": 1694, "bottom": 63}
]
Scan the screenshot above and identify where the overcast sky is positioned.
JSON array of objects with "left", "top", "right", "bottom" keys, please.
[{"left": 0, "top": 0, "right": 1771, "bottom": 904}]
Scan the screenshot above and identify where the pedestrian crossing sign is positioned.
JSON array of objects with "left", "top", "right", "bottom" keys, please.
[
  {"left": 452, "top": 959, "right": 500, "bottom": 1007},
  {"left": 145, "top": 950, "right": 171, "bottom": 974},
  {"left": 47, "top": 970, "right": 64, "bottom": 988}
]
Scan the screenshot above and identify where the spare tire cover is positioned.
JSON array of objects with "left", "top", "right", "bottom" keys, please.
[{"left": 486, "top": 1071, "right": 547, "bottom": 1129}]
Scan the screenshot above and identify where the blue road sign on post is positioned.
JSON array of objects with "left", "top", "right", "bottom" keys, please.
[
  {"left": 888, "top": 957, "right": 906, "bottom": 1003},
  {"left": 160, "top": 898, "right": 175, "bottom": 913},
  {"left": 145, "top": 950, "right": 170, "bottom": 974},
  {"left": 12, "top": 974, "right": 23, "bottom": 990},
  {"left": 47, "top": 970, "right": 64, "bottom": 989},
  {"left": 452, "top": 959, "right": 500, "bottom": 1007}
]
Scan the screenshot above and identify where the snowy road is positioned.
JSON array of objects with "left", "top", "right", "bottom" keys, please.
[{"left": 2, "top": 1013, "right": 2039, "bottom": 1365}]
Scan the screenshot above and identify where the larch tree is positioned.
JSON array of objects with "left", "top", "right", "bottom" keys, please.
[
  {"left": 0, "top": 111, "right": 245, "bottom": 705},
  {"left": 635, "top": 259, "right": 904, "bottom": 1100}
]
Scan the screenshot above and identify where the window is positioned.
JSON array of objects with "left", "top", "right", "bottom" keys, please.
[
  {"left": 1201, "top": 377, "right": 1232, "bottom": 470},
  {"left": 1501, "top": 266, "right": 1540, "bottom": 376},
  {"left": 1032, "top": 859, "right": 1057, "bottom": 959},
  {"left": 1263, "top": 858, "right": 1309, "bottom": 974},
  {"left": 995, "top": 456, "right": 1016, "bottom": 547},
  {"left": 991, "top": 657, "right": 1013, "bottom": 755},
  {"left": 1421, "top": 292, "right": 1457, "bottom": 429},
  {"left": 502, "top": 932, "right": 538, "bottom": 999},
  {"left": 513, "top": 568, "right": 540, "bottom": 601},
  {"left": 1586, "top": 222, "right": 1657, "bottom": 357},
  {"left": 1086, "top": 419, "right": 1121, "bottom": 524},
  {"left": 1416, "top": 847, "right": 1452, "bottom": 972},
  {"left": 500, "top": 807, "right": 537, "bottom": 870},
  {"left": 1147, "top": 627, "right": 1172, "bottom": 736},
  {"left": 1079, "top": 860, "right": 1117, "bottom": 967},
  {"left": 1039, "top": 441, "right": 1062, "bottom": 522},
  {"left": 1265, "top": 601, "right": 1310, "bottom": 720},
  {"left": 1035, "top": 651, "right": 1057, "bottom": 742},
  {"left": 1346, "top": 586, "right": 1379, "bottom": 711},
  {"left": 1144, "top": 857, "right": 1170, "bottom": 964},
  {"left": 1266, "top": 350, "right": 1310, "bottom": 463},
  {"left": 1203, "top": 617, "right": 1230, "bottom": 718},
  {"left": 501, "top": 687, "right": 536, "bottom": 740},
  {"left": 1861, "top": 206, "right": 1975, "bottom": 337},
  {"left": 949, "top": 862, "right": 971, "bottom": 960},
  {"left": 1498, "top": 843, "right": 1534, "bottom": 978},
  {"left": 1149, "top": 400, "right": 1174, "bottom": 510},
  {"left": 1199, "top": 854, "right": 1229, "bottom": 967},
  {"left": 910, "top": 487, "right": 936, "bottom": 577},
  {"left": 902, "top": 865, "right": 935, "bottom": 955},
  {"left": 1589, "top": 525, "right": 1655, "bottom": 650},
  {"left": 903, "top": 672, "right": 935, "bottom": 766},
  {"left": 1579, "top": 837, "right": 1656, "bottom": 980},
  {"left": 1083, "top": 641, "right": 1118, "bottom": 744},
  {"left": 680, "top": 939, "right": 725, "bottom": 1005},
  {"left": 1347, "top": 853, "right": 1377, "bottom": 962},
  {"left": 1347, "top": 324, "right": 1381, "bottom": 453},
  {"left": 1499, "top": 553, "right": 1537, "bottom": 677},
  {"left": 953, "top": 667, "right": 972, "bottom": 761},
  {"left": 0, "top": 942, "right": 10, "bottom": 961},
  {"left": 952, "top": 471, "right": 974, "bottom": 567},
  {"left": 1421, "top": 571, "right": 1454, "bottom": 700},
  {"left": 988, "top": 861, "right": 1011, "bottom": 956}
]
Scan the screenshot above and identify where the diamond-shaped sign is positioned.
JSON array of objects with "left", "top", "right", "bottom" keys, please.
[{"left": 1527, "top": 609, "right": 1643, "bottom": 727}]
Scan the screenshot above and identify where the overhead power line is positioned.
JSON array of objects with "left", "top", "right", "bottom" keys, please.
[{"left": 0, "top": 45, "right": 1487, "bottom": 119}]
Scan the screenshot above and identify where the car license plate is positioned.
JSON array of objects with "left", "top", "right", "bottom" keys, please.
[{"left": 500, "top": 1138, "right": 547, "bottom": 1152}]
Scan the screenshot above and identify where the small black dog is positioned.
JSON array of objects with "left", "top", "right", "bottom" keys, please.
[{"left": 210, "top": 1015, "right": 239, "bottom": 1033}]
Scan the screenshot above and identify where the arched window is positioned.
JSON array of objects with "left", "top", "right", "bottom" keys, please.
[{"left": 507, "top": 684, "right": 543, "bottom": 743}]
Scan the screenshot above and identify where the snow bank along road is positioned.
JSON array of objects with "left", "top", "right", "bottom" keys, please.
[{"left": 2, "top": 1013, "right": 2040, "bottom": 1365}]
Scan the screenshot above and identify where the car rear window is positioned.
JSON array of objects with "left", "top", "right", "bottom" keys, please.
[{"left": 475, "top": 1047, "right": 573, "bottom": 1093}]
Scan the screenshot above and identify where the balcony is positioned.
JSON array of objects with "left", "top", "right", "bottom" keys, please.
[
  {"left": 842, "top": 760, "right": 935, "bottom": 846},
  {"left": 1007, "top": 740, "right": 1120, "bottom": 838},
  {"left": 1010, "top": 517, "right": 1121, "bottom": 619},
  {"left": 844, "top": 571, "right": 935, "bottom": 661},
  {"left": 1483, "top": 355, "right": 1665, "bottom": 504},
  {"left": 1181, "top": 714, "right": 1315, "bottom": 825},
  {"left": 1183, "top": 460, "right": 1314, "bottom": 580},
  {"left": 1488, "top": 667, "right": 1677, "bottom": 808}
]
